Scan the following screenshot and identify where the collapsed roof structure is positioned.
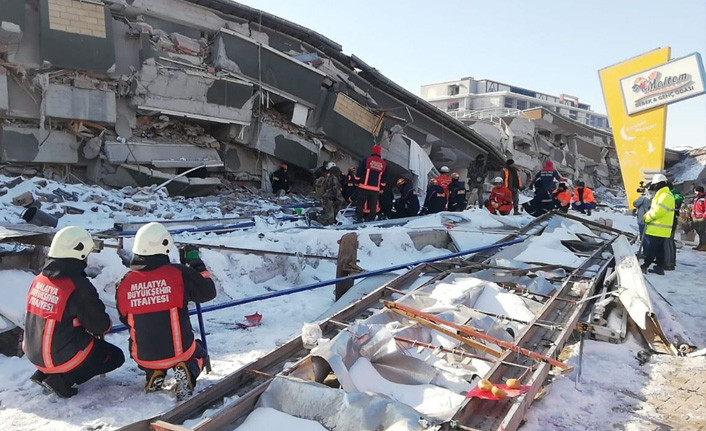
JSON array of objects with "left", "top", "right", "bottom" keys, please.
[{"left": 0, "top": 0, "right": 503, "bottom": 196}]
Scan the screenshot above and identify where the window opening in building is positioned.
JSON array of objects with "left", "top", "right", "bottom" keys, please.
[{"left": 448, "top": 85, "right": 460, "bottom": 96}]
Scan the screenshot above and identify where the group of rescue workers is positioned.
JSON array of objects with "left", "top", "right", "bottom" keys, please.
[
  {"left": 271, "top": 146, "right": 605, "bottom": 225},
  {"left": 24, "top": 222, "right": 215, "bottom": 400},
  {"left": 634, "top": 174, "right": 706, "bottom": 276}
]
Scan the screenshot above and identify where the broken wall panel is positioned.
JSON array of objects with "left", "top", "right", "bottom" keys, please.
[
  {"left": 133, "top": 59, "right": 254, "bottom": 124},
  {"left": 39, "top": 0, "right": 116, "bottom": 72},
  {"left": 0, "top": 68, "right": 8, "bottom": 112},
  {"left": 104, "top": 141, "right": 222, "bottom": 168},
  {"left": 7, "top": 2, "right": 40, "bottom": 66},
  {"left": 6, "top": 75, "right": 40, "bottom": 119},
  {"left": 45, "top": 84, "right": 117, "bottom": 123},
  {"left": 216, "top": 30, "right": 325, "bottom": 106},
  {"left": 257, "top": 122, "right": 318, "bottom": 169},
  {"left": 0, "top": 126, "right": 79, "bottom": 163}
]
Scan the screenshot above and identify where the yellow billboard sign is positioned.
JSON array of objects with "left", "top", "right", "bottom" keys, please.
[{"left": 599, "top": 48, "right": 670, "bottom": 209}]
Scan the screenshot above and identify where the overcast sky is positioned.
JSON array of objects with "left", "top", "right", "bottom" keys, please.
[{"left": 235, "top": 0, "right": 706, "bottom": 149}]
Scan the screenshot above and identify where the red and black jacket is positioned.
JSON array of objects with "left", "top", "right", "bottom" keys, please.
[
  {"left": 116, "top": 254, "right": 216, "bottom": 370},
  {"left": 24, "top": 258, "right": 111, "bottom": 374},
  {"left": 356, "top": 154, "right": 387, "bottom": 192}
]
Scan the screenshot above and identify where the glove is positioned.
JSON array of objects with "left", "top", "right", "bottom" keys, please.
[{"left": 179, "top": 245, "right": 206, "bottom": 272}]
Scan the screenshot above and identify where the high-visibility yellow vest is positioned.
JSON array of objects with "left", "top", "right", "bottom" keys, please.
[{"left": 644, "top": 186, "right": 675, "bottom": 238}]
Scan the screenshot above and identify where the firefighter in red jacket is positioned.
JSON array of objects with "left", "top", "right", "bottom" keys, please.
[
  {"left": 116, "top": 222, "right": 216, "bottom": 401},
  {"left": 487, "top": 177, "right": 513, "bottom": 215},
  {"left": 24, "top": 226, "right": 124, "bottom": 398},
  {"left": 435, "top": 166, "right": 452, "bottom": 197},
  {"left": 355, "top": 145, "right": 387, "bottom": 222}
]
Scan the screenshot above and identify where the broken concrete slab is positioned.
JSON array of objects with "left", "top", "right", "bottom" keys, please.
[
  {"left": 45, "top": 84, "right": 117, "bottom": 124},
  {"left": 104, "top": 140, "right": 222, "bottom": 168},
  {"left": 0, "top": 67, "right": 8, "bottom": 112},
  {"left": 11, "top": 191, "right": 34, "bottom": 207},
  {"left": 170, "top": 32, "right": 200, "bottom": 54}
]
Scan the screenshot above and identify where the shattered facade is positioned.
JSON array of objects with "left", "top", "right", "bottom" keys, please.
[
  {"left": 0, "top": 0, "right": 503, "bottom": 195},
  {"left": 422, "top": 78, "right": 621, "bottom": 188}
]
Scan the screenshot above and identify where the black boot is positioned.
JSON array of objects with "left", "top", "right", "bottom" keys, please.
[
  {"left": 42, "top": 374, "right": 78, "bottom": 398},
  {"left": 640, "top": 264, "right": 648, "bottom": 274},
  {"left": 648, "top": 266, "right": 665, "bottom": 275},
  {"left": 30, "top": 370, "right": 47, "bottom": 386}
]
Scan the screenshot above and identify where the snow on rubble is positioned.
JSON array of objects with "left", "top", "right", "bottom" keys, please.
[{"left": 0, "top": 174, "right": 704, "bottom": 431}]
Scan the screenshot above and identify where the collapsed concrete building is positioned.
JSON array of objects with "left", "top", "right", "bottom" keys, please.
[{"left": 0, "top": 0, "right": 504, "bottom": 197}]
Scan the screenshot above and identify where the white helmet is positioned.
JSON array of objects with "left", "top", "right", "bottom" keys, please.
[
  {"left": 492, "top": 176, "right": 503, "bottom": 184},
  {"left": 651, "top": 173, "right": 667, "bottom": 184},
  {"left": 326, "top": 162, "right": 336, "bottom": 170},
  {"left": 132, "top": 222, "right": 173, "bottom": 256},
  {"left": 440, "top": 166, "right": 450, "bottom": 173},
  {"left": 48, "top": 226, "right": 95, "bottom": 260}
]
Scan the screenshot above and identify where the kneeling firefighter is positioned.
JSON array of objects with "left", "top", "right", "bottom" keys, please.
[
  {"left": 24, "top": 226, "right": 124, "bottom": 398},
  {"left": 116, "top": 222, "right": 216, "bottom": 401}
]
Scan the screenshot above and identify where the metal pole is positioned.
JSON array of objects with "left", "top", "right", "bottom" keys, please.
[
  {"left": 194, "top": 302, "right": 211, "bottom": 373},
  {"left": 109, "top": 238, "right": 523, "bottom": 333}
]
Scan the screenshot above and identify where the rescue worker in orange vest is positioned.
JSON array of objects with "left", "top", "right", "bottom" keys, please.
[
  {"left": 116, "top": 222, "right": 216, "bottom": 401},
  {"left": 502, "top": 159, "right": 523, "bottom": 215},
  {"left": 435, "top": 166, "right": 452, "bottom": 198},
  {"left": 486, "top": 177, "right": 514, "bottom": 215},
  {"left": 355, "top": 145, "right": 387, "bottom": 222},
  {"left": 552, "top": 181, "right": 572, "bottom": 213},
  {"left": 571, "top": 181, "right": 596, "bottom": 215},
  {"left": 24, "top": 226, "right": 124, "bottom": 398}
]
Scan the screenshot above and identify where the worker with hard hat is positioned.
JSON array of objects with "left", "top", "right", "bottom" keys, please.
[
  {"left": 552, "top": 180, "right": 572, "bottom": 213},
  {"left": 435, "top": 166, "right": 452, "bottom": 198},
  {"left": 486, "top": 177, "right": 513, "bottom": 215},
  {"left": 24, "top": 226, "right": 124, "bottom": 398},
  {"left": 355, "top": 145, "right": 387, "bottom": 222},
  {"left": 447, "top": 173, "right": 468, "bottom": 212},
  {"left": 641, "top": 173, "right": 675, "bottom": 275},
  {"left": 420, "top": 178, "right": 446, "bottom": 215},
  {"left": 393, "top": 177, "right": 420, "bottom": 218},
  {"left": 115, "top": 222, "right": 216, "bottom": 401}
]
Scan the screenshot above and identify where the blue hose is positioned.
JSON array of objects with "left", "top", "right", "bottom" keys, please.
[{"left": 108, "top": 237, "right": 524, "bottom": 333}]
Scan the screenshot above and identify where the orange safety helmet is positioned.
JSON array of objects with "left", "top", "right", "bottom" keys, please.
[{"left": 396, "top": 177, "right": 406, "bottom": 187}]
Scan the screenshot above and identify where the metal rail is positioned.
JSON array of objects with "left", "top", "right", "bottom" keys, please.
[
  {"left": 119, "top": 213, "right": 624, "bottom": 431},
  {"left": 116, "top": 265, "right": 434, "bottom": 431}
]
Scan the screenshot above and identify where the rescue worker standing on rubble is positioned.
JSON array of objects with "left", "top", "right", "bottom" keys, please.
[
  {"left": 24, "top": 226, "right": 124, "bottom": 398},
  {"left": 271, "top": 163, "right": 291, "bottom": 195},
  {"left": 691, "top": 185, "right": 706, "bottom": 251},
  {"left": 355, "top": 145, "right": 387, "bottom": 223},
  {"left": 528, "top": 160, "right": 561, "bottom": 194},
  {"left": 318, "top": 163, "right": 345, "bottom": 225},
  {"left": 663, "top": 183, "right": 683, "bottom": 270},
  {"left": 486, "top": 177, "right": 513, "bottom": 215},
  {"left": 641, "top": 174, "right": 676, "bottom": 276},
  {"left": 571, "top": 181, "right": 596, "bottom": 215},
  {"left": 552, "top": 181, "right": 572, "bottom": 213},
  {"left": 394, "top": 177, "right": 420, "bottom": 218},
  {"left": 342, "top": 166, "right": 358, "bottom": 204},
  {"left": 420, "top": 178, "right": 446, "bottom": 215},
  {"left": 502, "top": 159, "right": 523, "bottom": 215},
  {"left": 447, "top": 173, "right": 468, "bottom": 212},
  {"left": 467, "top": 154, "right": 488, "bottom": 208},
  {"left": 435, "top": 166, "right": 452, "bottom": 197},
  {"left": 523, "top": 182, "right": 555, "bottom": 217},
  {"left": 116, "top": 222, "right": 216, "bottom": 401}
]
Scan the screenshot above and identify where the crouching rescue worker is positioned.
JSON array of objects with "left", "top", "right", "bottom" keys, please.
[
  {"left": 116, "top": 222, "right": 216, "bottom": 401},
  {"left": 24, "top": 226, "right": 124, "bottom": 398}
]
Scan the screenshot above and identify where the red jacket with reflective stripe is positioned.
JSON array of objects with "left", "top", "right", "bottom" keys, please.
[
  {"left": 355, "top": 154, "right": 387, "bottom": 192},
  {"left": 692, "top": 193, "right": 706, "bottom": 220},
  {"left": 24, "top": 258, "right": 111, "bottom": 373},
  {"left": 116, "top": 256, "right": 216, "bottom": 369}
]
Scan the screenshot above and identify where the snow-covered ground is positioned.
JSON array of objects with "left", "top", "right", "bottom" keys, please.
[{"left": 0, "top": 175, "right": 703, "bottom": 431}]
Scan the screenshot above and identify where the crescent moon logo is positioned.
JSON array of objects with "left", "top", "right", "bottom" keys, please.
[{"left": 620, "top": 126, "right": 635, "bottom": 141}]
